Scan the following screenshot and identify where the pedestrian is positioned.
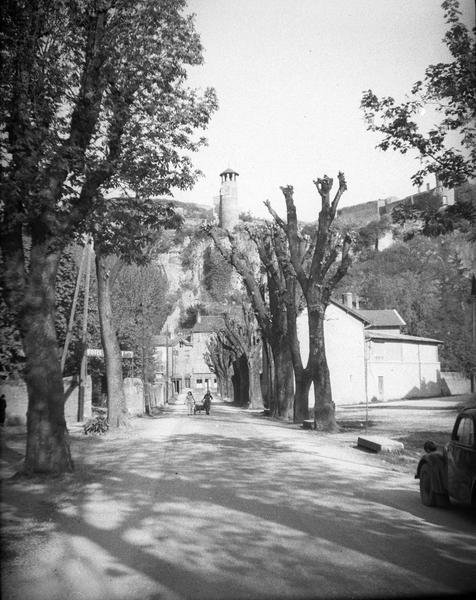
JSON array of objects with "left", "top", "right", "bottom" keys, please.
[
  {"left": 203, "top": 390, "right": 212, "bottom": 415},
  {"left": 0, "top": 394, "right": 6, "bottom": 427},
  {"left": 186, "top": 391, "right": 195, "bottom": 415}
]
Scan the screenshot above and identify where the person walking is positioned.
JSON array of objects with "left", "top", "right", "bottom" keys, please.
[
  {"left": 203, "top": 390, "right": 212, "bottom": 415},
  {"left": 186, "top": 391, "right": 195, "bottom": 415}
]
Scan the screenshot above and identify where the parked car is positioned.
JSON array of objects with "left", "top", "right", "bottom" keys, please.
[{"left": 415, "top": 407, "right": 476, "bottom": 508}]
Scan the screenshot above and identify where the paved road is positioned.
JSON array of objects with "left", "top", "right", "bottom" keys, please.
[{"left": 2, "top": 402, "right": 476, "bottom": 600}]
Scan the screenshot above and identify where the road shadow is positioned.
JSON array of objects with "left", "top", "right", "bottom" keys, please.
[{"left": 1, "top": 409, "right": 476, "bottom": 600}]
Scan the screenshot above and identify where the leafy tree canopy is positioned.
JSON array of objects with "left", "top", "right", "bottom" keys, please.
[{"left": 361, "top": 0, "right": 475, "bottom": 188}]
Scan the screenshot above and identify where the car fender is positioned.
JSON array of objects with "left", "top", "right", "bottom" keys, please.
[{"left": 416, "top": 452, "right": 448, "bottom": 495}]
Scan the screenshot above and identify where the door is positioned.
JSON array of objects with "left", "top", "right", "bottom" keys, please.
[{"left": 447, "top": 415, "right": 475, "bottom": 503}]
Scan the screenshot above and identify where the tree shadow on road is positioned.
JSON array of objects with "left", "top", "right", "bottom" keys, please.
[{"left": 1, "top": 413, "right": 476, "bottom": 600}]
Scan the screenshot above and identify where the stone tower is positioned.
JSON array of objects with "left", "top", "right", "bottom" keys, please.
[{"left": 218, "top": 168, "right": 239, "bottom": 230}]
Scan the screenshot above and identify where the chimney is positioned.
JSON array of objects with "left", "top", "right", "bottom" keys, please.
[
  {"left": 196, "top": 310, "right": 201, "bottom": 324},
  {"left": 354, "top": 295, "right": 360, "bottom": 310},
  {"left": 342, "top": 292, "right": 353, "bottom": 308}
]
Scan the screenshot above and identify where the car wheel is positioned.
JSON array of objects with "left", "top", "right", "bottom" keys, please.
[{"left": 419, "top": 464, "right": 437, "bottom": 507}]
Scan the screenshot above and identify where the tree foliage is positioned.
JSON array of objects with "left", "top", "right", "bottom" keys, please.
[
  {"left": 0, "top": 0, "right": 217, "bottom": 473},
  {"left": 112, "top": 262, "right": 173, "bottom": 381},
  {"left": 335, "top": 233, "right": 475, "bottom": 375},
  {"left": 391, "top": 188, "right": 475, "bottom": 240},
  {"left": 361, "top": 0, "right": 475, "bottom": 188}
]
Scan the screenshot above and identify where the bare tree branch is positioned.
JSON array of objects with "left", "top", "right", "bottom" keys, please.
[{"left": 264, "top": 198, "right": 287, "bottom": 231}]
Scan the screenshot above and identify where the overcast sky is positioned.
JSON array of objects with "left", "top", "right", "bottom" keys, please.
[{"left": 173, "top": 0, "right": 474, "bottom": 221}]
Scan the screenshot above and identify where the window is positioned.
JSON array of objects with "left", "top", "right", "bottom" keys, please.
[{"left": 456, "top": 417, "right": 474, "bottom": 446}]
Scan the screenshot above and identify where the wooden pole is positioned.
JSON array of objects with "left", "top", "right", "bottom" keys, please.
[
  {"left": 78, "top": 239, "right": 92, "bottom": 421},
  {"left": 61, "top": 244, "right": 87, "bottom": 373}
]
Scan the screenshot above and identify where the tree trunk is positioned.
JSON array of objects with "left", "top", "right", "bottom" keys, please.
[
  {"left": 308, "top": 308, "right": 337, "bottom": 431},
  {"left": 286, "top": 279, "right": 310, "bottom": 422},
  {"left": 294, "top": 371, "right": 311, "bottom": 423},
  {"left": 95, "top": 251, "right": 128, "bottom": 428},
  {"left": 248, "top": 343, "right": 264, "bottom": 409},
  {"left": 22, "top": 241, "right": 73, "bottom": 473},
  {"left": 271, "top": 339, "right": 294, "bottom": 420},
  {"left": 261, "top": 341, "right": 273, "bottom": 409},
  {"left": 239, "top": 353, "right": 250, "bottom": 406}
]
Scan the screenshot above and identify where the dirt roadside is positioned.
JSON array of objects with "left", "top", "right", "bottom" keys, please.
[{"left": 333, "top": 392, "right": 476, "bottom": 471}]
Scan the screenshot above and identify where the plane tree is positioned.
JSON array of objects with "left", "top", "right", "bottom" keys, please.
[
  {"left": 0, "top": 0, "right": 217, "bottom": 473},
  {"left": 246, "top": 223, "right": 310, "bottom": 422},
  {"left": 265, "top": 173, "right": 352, "bottom": 430},
  {"left": 207, "top": 227, "right": 294, "bottom": 419},
  {"left": 217, "top": 306, "right": 264, "bottom": 409},
  {"left": 204, "top": 332, "right": 235, "bottom": 401}
]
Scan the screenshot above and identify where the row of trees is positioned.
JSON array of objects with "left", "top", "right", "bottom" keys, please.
[
  {"left": 206, "top": 173, "right": 352, "bottom": 431},
  {"left": 0, "top": 0, "right": 217, "bottom": 473}
]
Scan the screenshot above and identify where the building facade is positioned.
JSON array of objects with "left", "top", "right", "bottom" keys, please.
[
  {"left": 152, "top": 315, "right": 224, "bottom": 400},
  {"left": 297, "top": 294, "right": 442, "bottom": 406}
]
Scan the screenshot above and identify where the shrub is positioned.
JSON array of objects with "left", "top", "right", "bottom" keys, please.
[{"left": 83, "top": 415, "right": 109, "bottom": 435}]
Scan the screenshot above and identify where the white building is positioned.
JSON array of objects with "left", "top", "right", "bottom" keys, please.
[{"left": 297, "top": 295, "right": 442, "bottom": 405}]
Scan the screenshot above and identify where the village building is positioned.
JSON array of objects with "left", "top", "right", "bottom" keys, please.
[
  {"left": 297, "top": 293, "right": 442, "bottom": 406},
  {"left": 152, "top": 314, "right": 224, "bottom": 400}
]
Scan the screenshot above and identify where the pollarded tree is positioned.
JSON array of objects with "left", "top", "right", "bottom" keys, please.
[
  {"left": 247, "top": 223, "right": 309, "bottom": 422},
  {"left": 204, "top": 332, "right": 234, "bottom": 400},
  {"left": 221, "top": 307, "right": 264, "bottom": 409},
  {"left": 0, "top": 1, "right": 216, "bottom": 473},
  {"left": 266, "top": 173, "right": 352, "bottom": 431},
  {"left": 361, "top": 0, "right": 475, "bottom": 189},
  {"left": 207, "top": 227, "right": 294, "bottom": 418}
]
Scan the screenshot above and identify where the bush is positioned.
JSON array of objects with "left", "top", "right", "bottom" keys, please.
[{"left": 83, "top": 415, "right": 109, "bottom": 435}]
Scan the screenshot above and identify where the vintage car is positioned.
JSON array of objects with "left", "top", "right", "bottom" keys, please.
[{"left": 415, "top": 407, "right": 476, "bottom": 508}]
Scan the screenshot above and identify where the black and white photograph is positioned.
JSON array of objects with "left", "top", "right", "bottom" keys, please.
[{"left": 1, "top": 1, "right": 475, "bottom": 599}]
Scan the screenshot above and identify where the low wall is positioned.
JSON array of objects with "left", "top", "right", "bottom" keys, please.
[
  {"left": 0, "top": 376, "right": 92, "bottom": 426},
  {"left": 440, "top": 372, "right": 471, "bottom": 396},
  {"left": 123, "top": 379, "right": 166, "bottom": 415},
  {"left": 124, "top": 378, "right": 144, "bottom": 416}
]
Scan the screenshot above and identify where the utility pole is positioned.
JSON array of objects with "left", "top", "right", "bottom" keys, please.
[
  {"left": 140, "top": 302, "right": 148, "bottom": 414},
  {"left": 78, "top": 238, "right": 92, "bottom": 421},
  {"left": 61, "top": 243, "right": 88, "bottom": 373},
  {"left": 165, "top": 328, "right": 169, "bottom": 404}
]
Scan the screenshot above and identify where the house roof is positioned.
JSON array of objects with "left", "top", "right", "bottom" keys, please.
[
  {"left": 356, "top": 309, "right": 406, "bottom": 328},
  {"left": 331, "top": 299, "right": 407, "bottom": 330},
  {"left": 365, "top": 331, "right": 442, "bottom": 344},
  {"left": 191, "top": 315, "right": 225, "bottom": 334},
  {"left": 330, "top": 299, "right": 369, "bottom": 323}
]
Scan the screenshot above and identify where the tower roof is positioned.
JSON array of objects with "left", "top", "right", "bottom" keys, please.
[{"left": 220, "top": 167, "right": 239, "bottom": 177}]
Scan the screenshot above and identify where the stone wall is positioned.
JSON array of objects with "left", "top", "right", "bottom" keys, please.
[
  {"left": 0, "top": 376, "right": 92, "bottom": 426},
  {"left": 123, "top": 379, "right": 166, "bottom": 415},
  {"left": 124, "top": 378, "right": 144, "bottom": 415},
  {"left": 440, "top": 371, "right": 471, "bottom": 396}
]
